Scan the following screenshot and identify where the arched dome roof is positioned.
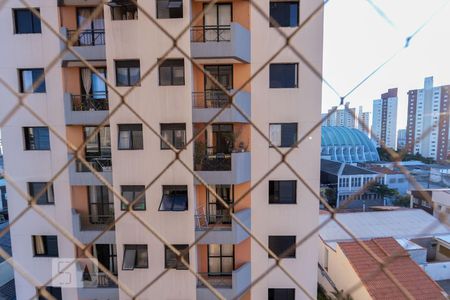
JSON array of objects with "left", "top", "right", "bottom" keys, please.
[{"left": 321, "top": 127, "right": 380, "bottom": 163}]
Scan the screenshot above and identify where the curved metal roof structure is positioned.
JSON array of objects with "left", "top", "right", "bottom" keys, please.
[{"left": 321, "top": 127, "right": 380, "bottom": 163}]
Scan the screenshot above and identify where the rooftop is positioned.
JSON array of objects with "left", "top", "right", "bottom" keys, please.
[
  {"left": 320, "top": 209, "right": 450, "bottom": 243},
  {"left": 321, "top": 159, "right": 378, "bottom": 176},
  {"left": 338, "top": 238, "right": 446, "bottom": 300}
]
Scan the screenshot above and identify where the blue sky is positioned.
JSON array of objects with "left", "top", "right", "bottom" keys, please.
[{"left": 321, "top": 0, "right": 450, "bottom": 130}]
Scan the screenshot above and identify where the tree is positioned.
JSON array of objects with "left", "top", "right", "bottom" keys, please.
[
  {"left": 368, "top": 183, "right": 398, "bottom": 200},
  {"left": 393, "top": 195, "right": 410, "bottom": 207}
]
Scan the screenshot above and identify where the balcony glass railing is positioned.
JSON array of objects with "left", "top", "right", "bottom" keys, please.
[
  {"left": 191, "top": 25, "right": 231, "bottom": 42},
  {"left": 192, "top": 90, "right": 231, "bottom": 109},
  {"left": 195, "top": 213, "right": 232, "bottom": 229},
  {"left": 67, "top": 29, "right": 105, "bottom": 46},
  {"left": 197, "top": 273, "right": 232, "bottom": 288},
  {"left": 71, "top": 93, "right": 109, "bottom": 111}
]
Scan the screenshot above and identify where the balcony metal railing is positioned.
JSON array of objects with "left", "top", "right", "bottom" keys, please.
[
  {"left": 75, "top": 157, "right": 112, "bottom": 173},
  {"left": 191, "top": 25, "right": 231, "bottom": 42},
  {"left": 67, "top": 29, "right": 105, "bottom": 46},
  {"left": 192, "top": 90, "right": 231, "bottom": 108},
  {"left": 79, "top": 214, "right": 115, "bottom": 231},
  {"left": 71, "top": 93, "right": 109, "bottom": 111},
  {"left": 195, "top": 213, "right": 232, "bottom": 229}
]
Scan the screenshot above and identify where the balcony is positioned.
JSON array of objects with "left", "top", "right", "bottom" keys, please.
[
  {"left": 190, "top": 23, "right": 250, "bottom": 64},
  {"left": 64, "top": 92, "right": 109, "bottom": 125},
  {"left": 192, "top": 90, "right": 251, "bottom": 123},
  {"left": 72, "top": 210, "right": 115, "bottom": 244},
  {"left": 197, "top": 262, "right": 251, "bottom": 300},
  {"left": 195, "top": 208, "right": 251, "bottom": 244},
  {"left": 68, "top": 155, "right": 113, "bottom": 186},
  {"left": 61, "top": 27, "right": 106, "bottom": 66},
  {"left": 194, "top": 152, "right": 250, "bottom": 185}
]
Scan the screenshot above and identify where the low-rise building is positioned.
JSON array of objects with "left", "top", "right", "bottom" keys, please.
[
  {"left": 359, "top": 164, "right": 409, "bottom": 195},
  {"left": 410, "top": 189, "right": 450, "bottom": 223},
  {"left": 319, "top": 210, "right": 450, "bottom": 297},
  {"left": 321, "top": 159, "right": 384, "bottom": 209}
]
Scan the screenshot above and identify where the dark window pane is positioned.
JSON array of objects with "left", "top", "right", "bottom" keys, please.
[
  {"left": 268, "top": 236, "right": 296, "bottom": 258},
  {"left": 268, "top": 288, "right": 295, "bottom": 300},
  {"left": 157, "top": 0, "right": 183, "bottom": 19},
  {"left": 269, "top": 181, "right": 296, "bottom": 204},
  {"left": 165, "top": 245, "right": 189, "bottom": 270},
  {"left": 115, "top": 60, "right": 140, "bottom": 86},
  {"left": 33, "top": 235, "right": 58, "bottom": 257},
  {"left": 118, "top": 124, "right": 143, "bottom": 150},
  {"left": 160, "top": 124, "right": 186, "bottom": 149},
  {"left": 29, "top": 182, "right": 54, "bottom": 205},
  {"left": 121, "top": 186, "right": 146, "bottom": 210},
  {"left": 159, "top": 59, "right": 184, "bottom": 86},
  {"left": 159, "top": 186, "right": 188, "bottom": 211},
  {"left": 269, "top": 2, "right": 298, "bottom": 27},
  {"left": 38, "top": 287, "right": 62, "bottom": 300},
  {"left": 122, "top": 245, "right": 147, "bottom": 270},
  {"left": 24, "top": 127, "right": 50, "bottom": 150},
  {"left": 269, "top": 64, "right": 298, "bottom": 88},
  {"left": 20, "top": 68, "right": 45, "bottom": 93},
  {"left": 15, "top": 9, "right": 41, "bottom": 34},
  {"left": 281, "top": 123, "right": 297, "bottom": 147}
]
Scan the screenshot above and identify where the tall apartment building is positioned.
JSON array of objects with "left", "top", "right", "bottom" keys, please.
[
  {"left": 406, "top": 76, "right": 450, "bottom": 161},
  {"left": 357, "top": 106, "right": 370, "bottom": 135},
  {"left": 323, "top": 102, "right": 356, "bottom": 128},
  {"left": 397, "top": 129, "right": 406, "bottom": 150},
  {"left": 0, "top": 1, "right": 323, "bottom": 299},
  {"left": 372, "top": 88, "right": 398, "bottom": 149}
]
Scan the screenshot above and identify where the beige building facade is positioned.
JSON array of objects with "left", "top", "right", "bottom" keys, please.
[{"left": 0, "top": 0, "right": 323, "bottom": 299}]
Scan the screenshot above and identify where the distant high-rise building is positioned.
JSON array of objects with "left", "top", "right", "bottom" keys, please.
[
  {"left": 372, "top": 88, "right": 398, "bottom": 149},
  {"left": 323, "top": 102, "right": 356, "bottom": 128},
  {"left": 406, "top": 76, "right": 450, "bottom": 161},
  {"left": 397, "top": 129, "right": 406, "bottom": 150},
  {"left": 357, "top": 106, "right": 370, "bottom": 135}
]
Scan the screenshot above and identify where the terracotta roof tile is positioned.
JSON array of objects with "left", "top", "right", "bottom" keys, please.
[{"left": 338, "top": 237, "right": 446, "bottom": 300}]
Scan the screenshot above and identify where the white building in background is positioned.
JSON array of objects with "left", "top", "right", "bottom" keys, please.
[
  {"left": 357, "top": 106, "right": 370, "bottom": 135},
  {"left": 372, "top": 88, "right": 398, "bottom": 149},
  {"left": 397, "top": 129, "right": 407, "bottom": 150},
  {"left": 406, "top": 76, "right": 450, "bottom": 161},
  {"left": 323, "top": 102, "right": 356, "bottom": 128}
]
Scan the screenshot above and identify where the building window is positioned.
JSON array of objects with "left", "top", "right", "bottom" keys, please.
[
  {"left": 159, "top": 59, "right": 185, "bottom": 86},
  {"left": 269, "top": 123, "right": 297, "bottom": 147},
  {"left": 165, "top": 244, "right": 189, "bottom": 270},
  {"left": 157, "top": 0, "right": 183, "bottom": 18},
  {"left": 23, "top": 127, "right": 50, "bottom": 150},
  {"left": 14, "top": 8, "right": 41, "bottom": 34},
  {"left": 268, "top": 235, "right": 296, "bottom": 258},
  {"left": 120, "top": 185, "right": 146, "bottom": 211},
  {"left": 33, "top": 235, "right": 58, "bottom": 257},
  {"left": 118, "top": 124, "right": 143, "bottom": 150},
  {"left": 28, "top": 182, "right": 54, "bottom": 205},
  {"left": 115, "top": 60, "right": 140, "bottom": 86},
  {"left": 38, "top": 287, "right": 62, "bottom": 300},
  {"left": 122, "top": 245, "right": 148, "bottom": 270},
  {"left": 268, "top": 288, "right": 295, "bottom": 300},
  {"left": 159, "top": 186, "right": 188, "bottom": 211},
  {"left": 269, "top": 2, "right": 299, "bottom": 27},
  {"left": 269, "top": 63, "right": 298, "bottom": 88},
  {"left": 160, "top": 124, "right": 186, "bottom": 149},
  {"left": 269, "top": 180, "right": 296, "bottom": 204},
  {"left": 19, "top": 68, "right": 46, "bottom": 93},
  {"left": 109, "top": 0, "right": 138, "bottom": 20}
]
